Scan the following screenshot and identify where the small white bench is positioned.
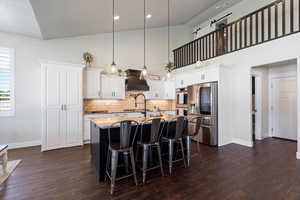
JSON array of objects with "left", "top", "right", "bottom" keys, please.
[{"left": 0, "top": 145, "right": 8, "bottom": 174}]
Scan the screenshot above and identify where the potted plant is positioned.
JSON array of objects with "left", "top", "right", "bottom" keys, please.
[
  {"left": 165, "top": 62, "right": 174, "bottom": 78},
  {"left": 117, "top": 68, "right": 123, "bottom": 76},
  {"left": 83, "top": 52, "right": 94, "bottom": 68}
]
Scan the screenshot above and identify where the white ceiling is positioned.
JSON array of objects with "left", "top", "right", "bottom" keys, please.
[
  {"left": 0, "top": 0, "right": 41, "bottom": 38},
  {"left": 0, "top": 0, "right": 242, "bottom": 39}
]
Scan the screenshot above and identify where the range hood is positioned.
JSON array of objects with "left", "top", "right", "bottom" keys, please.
[{"left": 125, "top": 69, "right": 149, "bottom": 91}]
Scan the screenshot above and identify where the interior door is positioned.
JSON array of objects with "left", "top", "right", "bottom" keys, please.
[{"left": 272, "top": 77, "right": 297, "bottom": 140}]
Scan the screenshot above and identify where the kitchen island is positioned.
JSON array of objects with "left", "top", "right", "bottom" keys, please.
[{"left": 90, "top": 114, "right": 180, "bottom": 181}]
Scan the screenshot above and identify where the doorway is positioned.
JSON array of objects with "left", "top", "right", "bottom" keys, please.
[{"left": 252, "top": 59, "right": 297, "bottom": 142}]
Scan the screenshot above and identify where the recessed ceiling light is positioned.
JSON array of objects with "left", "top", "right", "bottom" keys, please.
[
  {"left": 146, "top": 14, "right": 152, "bottom": 19},
  {"left": 114, "top": 16, "right": 120, "bottom": 20}
]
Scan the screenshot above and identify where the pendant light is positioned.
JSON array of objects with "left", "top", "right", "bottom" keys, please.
[
  {"left": 166, "top": 0, "right": 173, "bottom": 79},
  {"left": 140, "top": 0, "right": 148, "bottom": 80},
  {"left": 111, "top": 0, "right": 117, "bottom": 73}
]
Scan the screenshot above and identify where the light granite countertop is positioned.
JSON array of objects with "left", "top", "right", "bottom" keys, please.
[{"left": 91, "top": 114, "right": 180, "bottom": 129}]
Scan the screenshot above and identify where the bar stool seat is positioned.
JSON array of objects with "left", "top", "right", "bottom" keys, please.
[
  {"left": 161, "top": 116, "right": 187, "bottom": 175},
  {"left": 105, "top": 120, "right": 139, "bottom": 195},
  {"left": 136, "top": 118, "right": 165, "bottom": 184}
]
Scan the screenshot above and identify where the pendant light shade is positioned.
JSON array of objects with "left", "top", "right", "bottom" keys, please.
[
  {"left": 111, "top": 0, "right": 117, "bottom": 73},
  {"left": 140, "top": 0, "right": 148, "bottom": 80}
]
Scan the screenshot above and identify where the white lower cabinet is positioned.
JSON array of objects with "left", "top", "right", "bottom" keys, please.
[{"left": 41, "top": 62, "right": 84, "bottom": 151}]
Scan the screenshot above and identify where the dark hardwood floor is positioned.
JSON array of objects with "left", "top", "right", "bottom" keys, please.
[{"left": 1, "top": 138, "right": 300, "bottom": 200}]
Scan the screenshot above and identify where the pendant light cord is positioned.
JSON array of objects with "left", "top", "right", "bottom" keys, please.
[
  {"left": 144, "top": 0, "right": 146, "bottom": 68},
  {"left": 112, "top": 0, "right": 115, "bottom": 64},
  {"left": 168, "top": 0, "right": 170, "bottom": 63}
]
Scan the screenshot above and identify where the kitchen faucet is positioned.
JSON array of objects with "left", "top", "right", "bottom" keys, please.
[{"left": 131, "top": 93, "right": 147, "bottom": 118}]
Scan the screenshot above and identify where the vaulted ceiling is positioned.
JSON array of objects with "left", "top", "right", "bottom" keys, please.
[{"left": 0, "top": 0, "right": 242, "bottom": 39}]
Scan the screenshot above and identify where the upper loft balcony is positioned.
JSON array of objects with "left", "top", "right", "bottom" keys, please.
[{"left": 173, "top": 0, "right": 300, "bottom": 69}]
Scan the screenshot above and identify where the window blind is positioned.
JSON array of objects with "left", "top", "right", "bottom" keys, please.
[{"left": 0, "top": 47, "right": 14, "bottom": 116}]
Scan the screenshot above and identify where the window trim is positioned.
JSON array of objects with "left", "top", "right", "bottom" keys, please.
[{"left": 0, "top": 47, "right": 15, "bottom": 117}]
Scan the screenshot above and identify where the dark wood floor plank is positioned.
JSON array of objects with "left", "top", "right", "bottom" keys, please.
[{"left": 0, "top": 138, "right": 299, "bottom": 200}]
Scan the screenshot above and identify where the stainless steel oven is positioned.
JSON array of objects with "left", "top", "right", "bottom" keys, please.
[{"left": 176, "top": 88, "right": 188, "bottom": 105}]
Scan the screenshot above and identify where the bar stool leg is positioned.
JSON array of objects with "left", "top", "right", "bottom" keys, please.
[
  {"left": 157, "top": 145, "right": 164, "bottom": 177},
  {"left": 123, "top": 152, "right": 129, "bottom": 174},
  {"left": 129, "top": 148, "right": 138, "bottom": 186},
  {"left": 110, "top": 150, "right": 119, "bottom": 195},
  {"left": 105, "top": 149, "right": 111, "bottom": 181},
  {"left": 186, "top": 136, "right": 192, "bottom": 167},
  {"left": 168, "top": 140, "right": 174, "bottom": 175},
  {"left": 135, "top": 145, "right": 140, "bottom": 162},
  {"left": 180, "top": 140, "right": 187, "bottom": 168},
  {"left": 197, "top": 140, "right": 200, "bottom": 153},
  {"left": 142, "top": 145, "right": 149, "bottom": 184}
]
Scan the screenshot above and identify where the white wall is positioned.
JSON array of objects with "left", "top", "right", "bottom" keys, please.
[
  {"left": 0, "top": 25, "right": 190, "bottom": 148},
  {"left": 189, "top": 0, "right": 291, "bottom": 39},
  {"left": 173, "top": 32, "right": 300, "bottom": 156}
]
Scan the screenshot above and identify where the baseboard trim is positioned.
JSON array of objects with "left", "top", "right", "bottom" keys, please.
[
  {"left": 232, "top": 138, "right": 253, "bottom": 147},
  {"left": 7, "top": 140, "right": 41, "bottom": 150},
  {"left": 84, "top": 140, "right": 90, "bottom": 144},
  {"left": 297, "top": 152, "right": 300, "bottom": 160}
]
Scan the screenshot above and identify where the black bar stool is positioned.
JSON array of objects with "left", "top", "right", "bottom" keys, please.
[
  {"left": 184, "top": 116, "right": 202, "bottom": 167},
  {"left": 161, "top": 116, "right": 187, "bottom": 175},
  {"left": 136, "top": 118, "right": 165, "bottom": 184},
  {"left": 105, "top": 120, "right": 139, "bottom": 195}
]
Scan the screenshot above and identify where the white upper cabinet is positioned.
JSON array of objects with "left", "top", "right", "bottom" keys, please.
[
  {"left": 174, "top": 65, "right": 220, "bottom": 88},
  {"left": 144, "top": 79, "right": 176, "bottom": 100},
  {"left": 144, "top": 80, "right": 164, "bottom": 99},
  {"left": 164, "top": 80, "right": 176, "bottom": 100},
  {"left": 100, "top": 75, "right": 125, "bottom": 99},
  {"left": 83, "top": 68, "right": 102, "bottom": 99}
]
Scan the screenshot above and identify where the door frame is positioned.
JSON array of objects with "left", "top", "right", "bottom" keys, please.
[
  {"left": 251, "top": 71, "right": 263, "bottom": 140},
  {"left": 269, "top": 72, "right": 297, "bottom": 138}
]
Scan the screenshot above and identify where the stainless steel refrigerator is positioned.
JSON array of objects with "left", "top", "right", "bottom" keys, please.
[{"left": 188, "top": 82, "right": 218, "bottom": 146}]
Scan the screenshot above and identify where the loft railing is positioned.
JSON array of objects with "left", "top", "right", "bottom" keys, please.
[{"left": 173, "top": 0, "right": 300, "bottom": 69}]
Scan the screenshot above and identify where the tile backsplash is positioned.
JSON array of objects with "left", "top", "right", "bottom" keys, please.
[{"left": 84, "top": 92, "right": 175, "bottom": 113}]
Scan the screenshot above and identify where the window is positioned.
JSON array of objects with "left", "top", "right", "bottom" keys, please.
[{"left": 0, "top": 47, "right": 15, "bottom": 117}]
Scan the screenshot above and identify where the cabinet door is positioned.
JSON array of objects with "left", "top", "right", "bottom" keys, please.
[
  {"left": 146, "top": 80, "right": 163, "bottom": 99},
  {"left": 84, "top": 69, "right": 101, "bottom": 99},
  {"left": 164, "top": 80, "right": 176, "bottom": 99},
  {"left": 65, "top": 70, "right": 83, "bottom": 146},
  {"left": 113, "top": 77, "right": 125, "bottom": 99},
  {"left": 100, "top": 75, "right": 114, "bottom": 98},
  {"left": 101, "top": 75, "right": 125, "bottom": 99},
  {"left": 42, "top": 67, "right": 64, "bottom": 151},
  {"left": 175, "top": 74, "right": 188, "bottom": 88}
]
